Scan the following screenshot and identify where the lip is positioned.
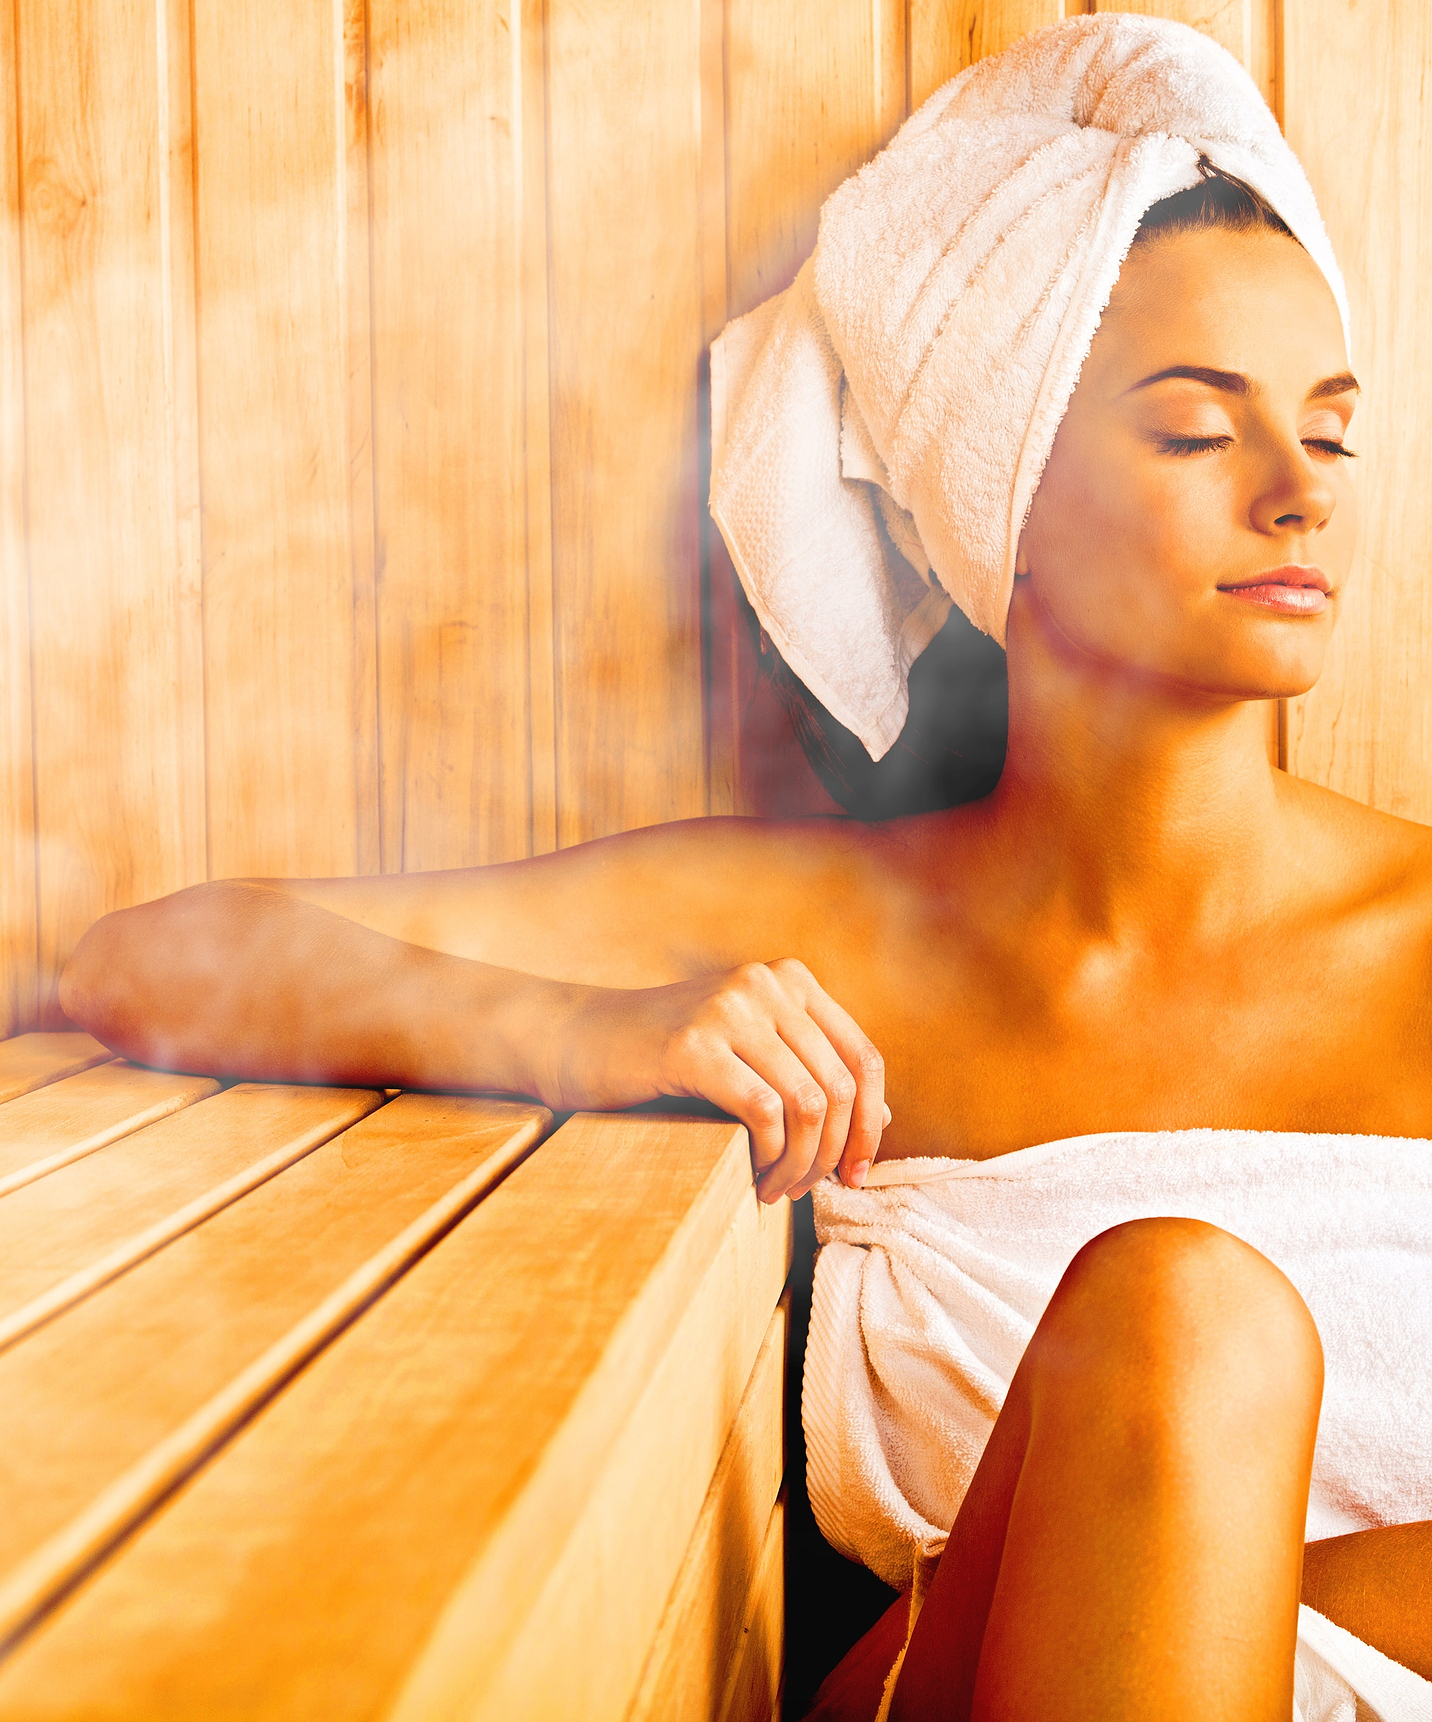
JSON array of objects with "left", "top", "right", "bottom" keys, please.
[{"left": 1217, "top": 564, "right": 1331, "bottom": 616}]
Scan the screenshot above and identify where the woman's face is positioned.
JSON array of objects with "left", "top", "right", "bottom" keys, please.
[{"left": 1016, "top": 223, "right": 1358, "bottom": 700}]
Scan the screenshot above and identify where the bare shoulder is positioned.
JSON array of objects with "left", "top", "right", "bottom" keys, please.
[
  {"left": 1277, "top": 769, "right": 1432, "bottom": 921},
  {"left": 265, "top": 810, "right": 896, "bottom": 988}
]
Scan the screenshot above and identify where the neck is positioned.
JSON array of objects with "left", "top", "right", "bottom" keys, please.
[{"left": 981, "top": 584, "right": 1285, "bottom": 942}]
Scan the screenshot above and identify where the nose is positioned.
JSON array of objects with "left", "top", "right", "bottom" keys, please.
[{"left": 1249, "top": 438, "right": 1339, "bottom": 539}]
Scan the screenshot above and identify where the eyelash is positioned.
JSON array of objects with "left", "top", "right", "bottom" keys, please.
[{"left": 1159, "top": 434, "right": 1358, "bottom": 459}]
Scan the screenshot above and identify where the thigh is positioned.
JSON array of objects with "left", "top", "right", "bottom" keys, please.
[{"left": 890, "top": 1218, "right": 1323, "bottom": 1722}]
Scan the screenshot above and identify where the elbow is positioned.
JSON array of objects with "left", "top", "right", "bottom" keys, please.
[
  {"left": 59, "top": 882, "right": 254, "bottom": 1068},
  {"left": 59, "top": 907, "right": 145, "bottom": 1053}
]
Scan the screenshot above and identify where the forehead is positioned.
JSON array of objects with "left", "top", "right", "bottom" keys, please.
[{"left": 1088, "top": 226, "right": 1348, "bottom": 394}]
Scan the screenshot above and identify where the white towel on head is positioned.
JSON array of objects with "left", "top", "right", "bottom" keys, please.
[
  {"left": 804, "top": 1129, "right": 1432, "bottom": 1721},
  {"left": 709, "top": 13, "right": 1350, "bottom": 762}
]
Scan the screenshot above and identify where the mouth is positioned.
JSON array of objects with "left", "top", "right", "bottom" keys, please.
[{"left": 1216, "top": 564, "right": 1331, "bottom": 616}]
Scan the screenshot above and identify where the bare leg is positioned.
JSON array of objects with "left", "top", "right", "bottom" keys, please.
[
  {"left": 889, "top": 1217, "right": 1323, "bottom": 1722},
  {"left": 1302, "top": 1521, "right": 1432, "bottom": 1679}
]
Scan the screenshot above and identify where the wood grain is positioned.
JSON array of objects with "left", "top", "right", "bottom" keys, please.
[
  {"left": 19, "top": 0, "right": 205, "bottom": 1016},
  {"left": 0, "top": 1096, "right": 549, "bottom": 1653},
  {"left": 626, "top": 1296, "right": 788, "bottom": 1722},
  {"left": 1283, "top": 0, "right": 1432, "bottom": 820},
  {"left": 909, "top": 0, "right": 1062, "bottom": 110},
  {"left": 0, "top": 1063, "right": 218, "bottom": 1197},
  {"left": 0, "top": 1032, "right": 110, "bottom": 1105},
  {"left": 368, "top": 0, "right": 533, "bottom": 871},
  {"left": 1090, "top": 0, "right": 1249, "bottom": 66},
  {"left": 0, "top": 1082, "right": 382, "bottom": 1332},
  {"left": 545, "top": 0, "right": 707, "bottom": 845},
  {"left": 521, "top": 0, "right": 558, "bottom": 857},
  {"left": 0, "top": 1114, "right": 790, "bottom": 1720},
  {"left": 0, "top": 0, "right": 34, "bottom": 1042},
  {"left": 716, "top": 1495, "right": 785, "bottom": 1722},
  {"left": 725, "top": 0, "right": 908, "bottom": 322},
  {"left": 193, "top": 0, "right": 370, "bottom": 879}
]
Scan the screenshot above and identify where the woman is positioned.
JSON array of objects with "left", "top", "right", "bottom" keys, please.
[{"left": 60, "top": 15, "right": 1430, "bottom": 1720}]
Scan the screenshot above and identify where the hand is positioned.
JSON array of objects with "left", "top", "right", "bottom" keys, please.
[{"left": 539, "top": 960, "right": 888, "bottom": 1202}]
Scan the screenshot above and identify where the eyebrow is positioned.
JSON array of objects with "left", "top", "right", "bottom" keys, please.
[{"left": 1127, "top": 365, "right": 1360, "bottom": 400}]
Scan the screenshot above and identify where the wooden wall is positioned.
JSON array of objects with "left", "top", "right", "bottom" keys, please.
[{"left": 0, "top": 0, "right": 1427, "bottom": 1036}]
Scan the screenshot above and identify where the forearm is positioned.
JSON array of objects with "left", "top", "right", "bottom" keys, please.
[
  {"left": 1302, "top": 1521, "right": 1432, "bottom": 1679},
  {"left": 58, "top": 880, "right": 573, "bottom": 1094}
]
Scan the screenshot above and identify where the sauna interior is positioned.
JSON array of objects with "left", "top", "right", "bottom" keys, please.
[{"left": 0, "top": 0, "right": 1427, "bottom": 1716}]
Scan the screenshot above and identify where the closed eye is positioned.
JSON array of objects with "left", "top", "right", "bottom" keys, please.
[
  {"left": 1157, "top": 434, "right": 1359, "bottom": 459},
  {"left": 1159, "top": 435, "right": 1233, "bottom": 456}
]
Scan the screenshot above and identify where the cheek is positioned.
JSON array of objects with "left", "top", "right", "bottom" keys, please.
[{"left": 1025, "top": 443, "right": 1214, "bottom": 631}]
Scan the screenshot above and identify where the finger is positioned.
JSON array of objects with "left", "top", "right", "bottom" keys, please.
[
  {"left": 768, "top": 1011, "right": 861, "bottom": 1200},
  {"left": 734, "top": 1031, "right": 840, "bottom": 1202},
  {"left": 670, "top": 1041, "right": 789, "bottom": 1174},
  {"left": 782, "top": 982, "right": 886, "bottom": 1191}
]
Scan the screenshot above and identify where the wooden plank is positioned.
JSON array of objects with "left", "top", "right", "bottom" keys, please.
[
  {"left": 368, "top": 0, "right": 534, "bottom": 871},
  {"left": 909, "top": 0, "right": 1062, "bottom": 111},
  {"left": 343, "top": 0, "right": 381, "bottom": 879},
  {"left": 522, "top": 0, "right": 558, "bottom": 858},
  {"left": 0, "top": 1063, "right": 218, "bottom": 1198},
  {"left": 725, "top": 0, "right": 908, "bottom": 321},
  {"left": 0, "top": 1096, "right": 549, "bottom": 1647},
  {"left": 19, "top": 0, "right": 205, "bottom": 1017},
  {"left": 627, "top": 1297, "right": 788, "bottom": 1722},
  {"left": 193, "top": 0, "right": 370, "bottom": 878},
  {"left": 0, "top": 1032, "right": 110, "bottom": 1106},
  {"left": 1089, "top": 0, "right": 1249, "bottom": 68},
  {"left": 698, "top": 0, "right": 736, "bottom": 818},
  {"left": 0, "top": 1115, "right": 790, "bottom": 1721},
  {"left": 545, "top": 0, "right": 708, "bottom": 844},
  {"left": 717, "top": 1496, "right": 786, "bottom": 1722},
  {"left": 0, "top": 1082, "right": 383, "bottom": 1336},
  {"left": 0, "top": 0, "right": 35, "bottom": 1043},
  {"left": 1283, "top": 0, "right": 1432, "bottom": 821}
]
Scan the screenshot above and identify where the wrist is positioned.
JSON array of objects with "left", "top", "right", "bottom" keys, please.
[{"left": 480, "top": 967, "right": 591, "bottom": 1104}]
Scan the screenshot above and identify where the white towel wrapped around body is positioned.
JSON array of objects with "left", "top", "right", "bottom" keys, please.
[
  {"left": 708, "top": 14, "right": 1350, "bottom": 760},
  {"left": 805, "top": 1130, "right": 1432, "bottom": 1720}
]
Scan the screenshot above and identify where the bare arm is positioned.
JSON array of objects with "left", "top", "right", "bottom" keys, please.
[{"left": 59, "top": 819, "right": 888, "bottom": 1198}]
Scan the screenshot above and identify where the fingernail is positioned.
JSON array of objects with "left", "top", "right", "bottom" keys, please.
[
  {"left": 881, "top": 1105, "right": 892, "bottom": 1129},
  {"left": 849, "top": 1160, "right": 870, "bottom": 1188}
]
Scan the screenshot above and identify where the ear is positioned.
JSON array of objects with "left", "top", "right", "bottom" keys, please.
[{"left": 1013, "top": 533, "right": 1030, "bottom": 579}]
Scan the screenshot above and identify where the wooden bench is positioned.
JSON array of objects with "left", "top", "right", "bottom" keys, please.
[{"left": 0, "top": 1033, "right": 792, "bottom": 1721}]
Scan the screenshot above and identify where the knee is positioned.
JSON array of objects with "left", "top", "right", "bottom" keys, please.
[{"left": 1033, "top": 1217, "right": 1323, "bottom": 1421}]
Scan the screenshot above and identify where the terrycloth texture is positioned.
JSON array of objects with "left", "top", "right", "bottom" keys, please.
[
  {"left": 805, "top": 1131, "right": 1432, "bottom": 1721},
  {"left": 708, "top": 14, "right": 1351, "bottom": 761}
]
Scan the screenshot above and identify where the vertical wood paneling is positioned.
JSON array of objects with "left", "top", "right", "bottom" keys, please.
[
  {"left": 725, "top": 0, "right": 907, "bottom": 322},
  {"left": 343, "top": 0, "right": 380, "bottom": 877},
  {"left": 1283, "top": 0, "right": 1432, "bottom": 821},
  {"left": 20, "top": 0, "right": 204, "bottom": 1019},
  {"left": 0, "top": 0, "right": 1425, "bottom": 1032},
  {"left": 910, "top": 0, "right": 1063, "bottom": 111},
  {"left": 522, "top": 0, "right": 558, "bottom": 856},
  {"left": 194, "top": 0, "right": 371, "bottom": 880},
  {"left": 0, "top": 0, "right": 35, "bottom": 1038},
  {"left": 545, "top": 0, "right": 707, "bottom": 846},
  {"left": 1090, "top": 0, "right": 1248, "bottom": 63},
  {"left": 368, "top": 0, "right": 534, "bottom": 872}
]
